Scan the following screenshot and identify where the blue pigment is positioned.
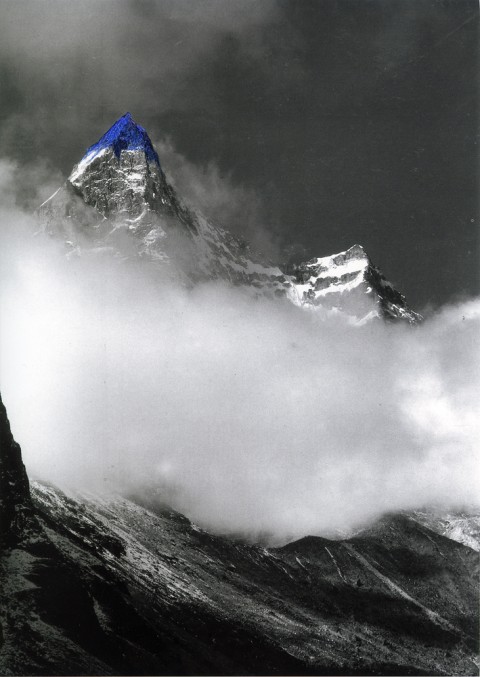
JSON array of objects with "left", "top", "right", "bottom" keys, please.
[{"left": 83, "top": 113, "right": 160, "bottom": 164}]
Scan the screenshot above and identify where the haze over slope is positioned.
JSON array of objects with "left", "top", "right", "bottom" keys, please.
[{"left": 0, "top": 158, "right": 478, "bottom": 542}]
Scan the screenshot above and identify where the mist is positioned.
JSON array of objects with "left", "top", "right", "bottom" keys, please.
[
  {"left": 0, "top": 164, "right": 478, "bottom": 543},
  {"left": 155, "top": 138, "right": 280, "bottom": 260}
]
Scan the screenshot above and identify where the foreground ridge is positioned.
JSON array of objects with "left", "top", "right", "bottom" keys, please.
[{"left": 0, "top": 466, "right": 477, "bottom": 675}]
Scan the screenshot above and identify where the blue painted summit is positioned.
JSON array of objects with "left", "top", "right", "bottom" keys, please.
[{"left": 84, "top": 113, "right": 160, "bottom": 165}]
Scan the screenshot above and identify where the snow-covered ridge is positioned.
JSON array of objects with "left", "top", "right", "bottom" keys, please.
[
  {"left": 38, "top": 114, "right": 421, "bottom": 324},
  {"left": 290, "top": 244, "right": 421, "bottom": 323},
  {"left": 292, "top": 245, "right": 369, "bottom": 300},
  {"left": 302, "top": 244, "right": 369, "bottom": 277}
]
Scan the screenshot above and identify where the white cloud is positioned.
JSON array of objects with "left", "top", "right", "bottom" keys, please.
[{"left": 0, "top": 159, "right": 478, "bottom": 544}]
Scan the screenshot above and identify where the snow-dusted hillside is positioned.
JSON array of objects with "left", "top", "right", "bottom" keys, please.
[{"left": 1, "top": 474, "right": 478, "bottom": 676}]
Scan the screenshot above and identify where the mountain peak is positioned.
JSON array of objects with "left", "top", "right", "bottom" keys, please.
[
  {"left": 346, "top": 243, "right": 367, "bottom": 257},
  {"left": 82, "top": 112, "right": 160, "bottom": 165},
  {"left": 291, "top": 243, "right": 421, "bottom": 323},
  {"left": 66, "top": 112, "right": 175, "bottom": 216}
]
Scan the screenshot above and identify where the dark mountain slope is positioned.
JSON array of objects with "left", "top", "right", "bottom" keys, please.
[
  {"left": 0, "top": 388, "right": 478, "bottom": 675},
  {"left": 1, "top": 474, "right": 477, "bottom": 675}
]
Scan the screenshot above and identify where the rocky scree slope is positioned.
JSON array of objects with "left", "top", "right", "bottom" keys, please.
[{"left": 38, "top": 113, "right": 420, "bottom": 324}]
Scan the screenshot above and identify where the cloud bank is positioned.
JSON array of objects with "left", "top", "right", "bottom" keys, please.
[{"left": 0, "top": 160, "right": 478, "bottom": 543}]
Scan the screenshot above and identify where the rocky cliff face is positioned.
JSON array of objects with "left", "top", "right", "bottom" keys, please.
[
  {"left": 68, "top": 115, "right": 182, "bottom": 222},
  {"left": 38, "top": 113, "right": 420, "bottom": 323},
  {"left": 290, "top": 244, "right": 422, "bottom": 323},
  {"left": 0, "top": 394, "right": 34, "bottom": 544}
]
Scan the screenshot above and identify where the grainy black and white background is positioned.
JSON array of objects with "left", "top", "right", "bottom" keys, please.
[{"left": 0, "top": 0, "right": 477, "bottom": 309}]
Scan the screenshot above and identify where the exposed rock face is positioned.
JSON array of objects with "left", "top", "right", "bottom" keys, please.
[
  {"left": 0, "top": 394, "right": 34, "bottom": 544},
  {"left": 67, "top": 114, "right": 185, "bottom": 227},
  {"left": 70, "top": 147, "right": 180, "bottom": 223},
  {"left": 38, "top": 113, "right": 420, "bottom": 323},
  {"left": 291, "top": 244, "right": 422, "bottom": 324}
]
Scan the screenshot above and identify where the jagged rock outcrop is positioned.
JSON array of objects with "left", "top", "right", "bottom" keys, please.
[
  {"left": 0, "top": 394, "right": 34, "bottom": 544},
  {"left": 290, "top": 244, "right": 422, "bottom": 324}
]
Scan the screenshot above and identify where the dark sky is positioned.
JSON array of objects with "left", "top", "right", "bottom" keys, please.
[{"left": 0, "top": 0, "right": 478, "bottom": 310}]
